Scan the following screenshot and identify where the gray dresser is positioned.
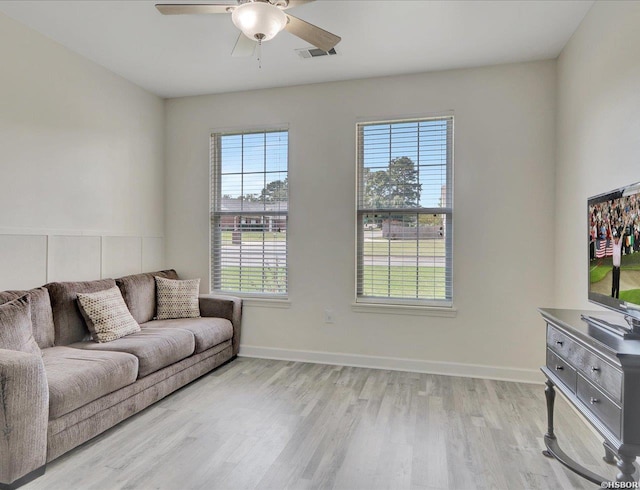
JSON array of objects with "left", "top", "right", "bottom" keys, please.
[{"left": 540, "top": 308, "right": 640, "bottom": 484}]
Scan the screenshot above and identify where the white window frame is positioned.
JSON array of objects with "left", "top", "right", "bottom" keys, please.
[
  {"left": 355, "top": 115, "right": 454, "bottom": 307},
  {"left": 210, "top": 127, "right": 289, "bottom": 298}
]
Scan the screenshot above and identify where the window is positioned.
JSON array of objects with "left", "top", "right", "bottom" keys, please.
[
  {"left": 210, "top": 128, "right": 288, "bottom": 296},
  {"left": 356, "top": 116, "right": 453, "bottom": 306}
]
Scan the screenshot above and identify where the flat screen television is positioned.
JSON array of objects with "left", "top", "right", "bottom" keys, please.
[{"left": 588, "top": 181, "right": 640, "bottom": 334}]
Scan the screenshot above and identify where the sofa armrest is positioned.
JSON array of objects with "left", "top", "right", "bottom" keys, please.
[
  {"left": 0, "top": 349, "right": 48, "bottom": 486},
  {"left": 199, "top": 295, "right": 242, "bottom": 356}
]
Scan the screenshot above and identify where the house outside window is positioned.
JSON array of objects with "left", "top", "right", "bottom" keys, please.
[
  {"left": 356, "top": 116, "right": 453, "bottom": 306},
  {"left": 210, "top": 128, "right": 288, "bottom": 296}
]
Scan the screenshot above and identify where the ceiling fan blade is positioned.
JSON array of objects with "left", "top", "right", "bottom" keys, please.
[
  {"left": 284, "top": 14, "right": 341, "bottom": 52},
  {"left": 232, "top": 33, "right": 257, "bottom": 57},
  {"left": 280, "top": 0, "right": 315, "bottom": 10},
  {"left": 155, "top": 3, "right": 237, "bottom": 15}
]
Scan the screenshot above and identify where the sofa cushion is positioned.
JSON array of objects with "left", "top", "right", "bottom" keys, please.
[
  {"left": 68, "top": 326, "right": 195, "bottom": 378},
  {"left": 146, "top": 317, "right": 233, "bottom": 354},
  {"left": 45, "top": 279, "right": 116, "bottom": 346},
  {"left": 155, "top": 276, "right": 200, "bottom": 320},
  {"left": 0, "top": 294, "right": 41, "bottom": 356},
  {"left": 0, "top": 287, "right": 55, "bottom": 348},
  {"left": 116, "top": 269, "right": 179, "bottom": 324},
  {"left": 42, "top": 346, "right": 138, "bottom": 419},
  {"left": 77, "top": 286, "right": 141, "bottom": 342}
]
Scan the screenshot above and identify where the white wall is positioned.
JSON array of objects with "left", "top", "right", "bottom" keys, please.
[
  {"left": 165, "top": 61, "right": 557, "bottom": 381},
  {"left": 0, "top": 12, "right": 165, "bottom": 289},
  {"left": 555, "top": 1, "right": 640, "bottom": 309},
  {"left": 5, "top": 0, "right": 636, "bottom": 382}
]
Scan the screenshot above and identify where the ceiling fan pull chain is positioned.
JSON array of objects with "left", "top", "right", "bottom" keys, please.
[{"left": 257, "top": 40, "right": 262, "bottom": 69}]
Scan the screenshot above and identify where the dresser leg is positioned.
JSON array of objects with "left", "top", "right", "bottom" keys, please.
[
  {"left": 603, "top": 443, "right": 617, "bottom": 465},
  {"left": 616, "top": 453, "right": 636, "bottom": 482},
  {"left": 542, "top": 379, "right": 556, "bottom": 457}
]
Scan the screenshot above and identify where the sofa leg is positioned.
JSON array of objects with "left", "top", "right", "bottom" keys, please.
[{"left": 0, "top": 465, "right": 46, "bottom": 490}]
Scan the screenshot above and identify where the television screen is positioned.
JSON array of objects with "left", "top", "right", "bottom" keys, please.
[{"left": 588, "top": 181, "right": 640, "bottom": 324}]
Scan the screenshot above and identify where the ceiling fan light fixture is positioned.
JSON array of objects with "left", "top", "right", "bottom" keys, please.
[{"left": 231, "top": 2, "right": 288, "bottom": 42}]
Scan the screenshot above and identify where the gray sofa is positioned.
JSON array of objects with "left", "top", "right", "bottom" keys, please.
[{"left": 0, "top": 269, "right": 241, "bottom": 489}]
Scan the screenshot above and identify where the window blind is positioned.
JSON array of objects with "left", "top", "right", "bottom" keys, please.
[
  {"left": 356, "top": 116, "right": 453, "bottom": 306},
  {"left": 210, "top": 129, "right": 288, "bottom": 296}
]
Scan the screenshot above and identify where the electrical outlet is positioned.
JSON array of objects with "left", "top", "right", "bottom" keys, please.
[{"left": 324, "top": 308, "right": 335, "bottom": 324}]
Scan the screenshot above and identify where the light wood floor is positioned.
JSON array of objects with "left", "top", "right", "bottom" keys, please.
[{"left": 25, "top": 357, "right": 615, "bottom": 490}]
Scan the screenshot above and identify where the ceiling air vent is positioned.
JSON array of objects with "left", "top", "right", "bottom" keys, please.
[{"left": 296, "top": 47, "right": 338, "bottom": 59}]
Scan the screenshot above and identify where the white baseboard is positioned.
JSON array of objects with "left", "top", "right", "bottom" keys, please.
[{"left": 238, "top": 345, "right": 543, "bottom": 384}]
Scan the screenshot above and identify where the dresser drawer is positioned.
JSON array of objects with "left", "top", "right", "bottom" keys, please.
[
  {"left": 572, "top": 348, "right": 622, "bottom": 402},
  {"left": 547, "top": 349, "right": 576, "bottom": 392},
  {"left": 576, "top": 375, "right": 621, "bottom": 438},
  {"left": 547, "top": 325, "right": 575, "bottom": 359}
]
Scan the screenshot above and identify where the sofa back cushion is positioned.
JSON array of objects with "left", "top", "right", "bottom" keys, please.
[
  {"left": 45, "top": 279, "right": 116, "bottom": 345},
  {"left": 0, "top": 287, "right": 55, "bottom": 349},
  {"left": 0, "top": 294, "right": 41, "bottom": 355},
  {"left": 116, "top": 269, "right": 179, "bottom": 324}
]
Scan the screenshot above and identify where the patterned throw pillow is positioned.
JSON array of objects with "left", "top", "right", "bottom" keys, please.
[
  {"left": 0, "top": 294, "right": 41, "bottom": 356},
  {"left": 77, "top": 287, "right": 141, "bottom": 343},
  {"left": 155, "top": 276, "right": 201, "bottom": 320}
]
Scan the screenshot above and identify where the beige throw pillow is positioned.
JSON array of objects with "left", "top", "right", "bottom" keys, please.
[
  {"left": 0, "top": 294, "right": 41, "bottom": 356},
  {"left": 77, "top": 287, "right": 141, "bottom": 343},
  {"left": 155, "top": 276, "right": 200, "bottom": 320}
]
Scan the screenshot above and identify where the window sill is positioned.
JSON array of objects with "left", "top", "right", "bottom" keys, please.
[
  {"left": 242, "top": 298, "right": 291, "bottom": 309},
  {"left": 351, "top": 302, "right": 457, "bottom": 317}
]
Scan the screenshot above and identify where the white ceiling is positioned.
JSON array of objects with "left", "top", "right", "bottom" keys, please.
[{"left": 0, "top": 0, "right": 594, "bottom": 99}]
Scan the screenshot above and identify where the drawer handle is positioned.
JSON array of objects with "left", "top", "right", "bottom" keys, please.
[
  {"left": 591, "top": 366, "right": 600, "bottom": 373},
  {"left": 555, "top": 340, "right": 564, "bottom": 346},
  {"left": 590, "top": 397, "right": 600, "bottom": 404},
  {"left": 555, "top": 365, "right": 564, "bottom": 371}
]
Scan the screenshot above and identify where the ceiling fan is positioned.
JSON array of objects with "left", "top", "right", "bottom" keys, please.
[{"left": 155, "top": 0, "right": 341, "bottom": 57}]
